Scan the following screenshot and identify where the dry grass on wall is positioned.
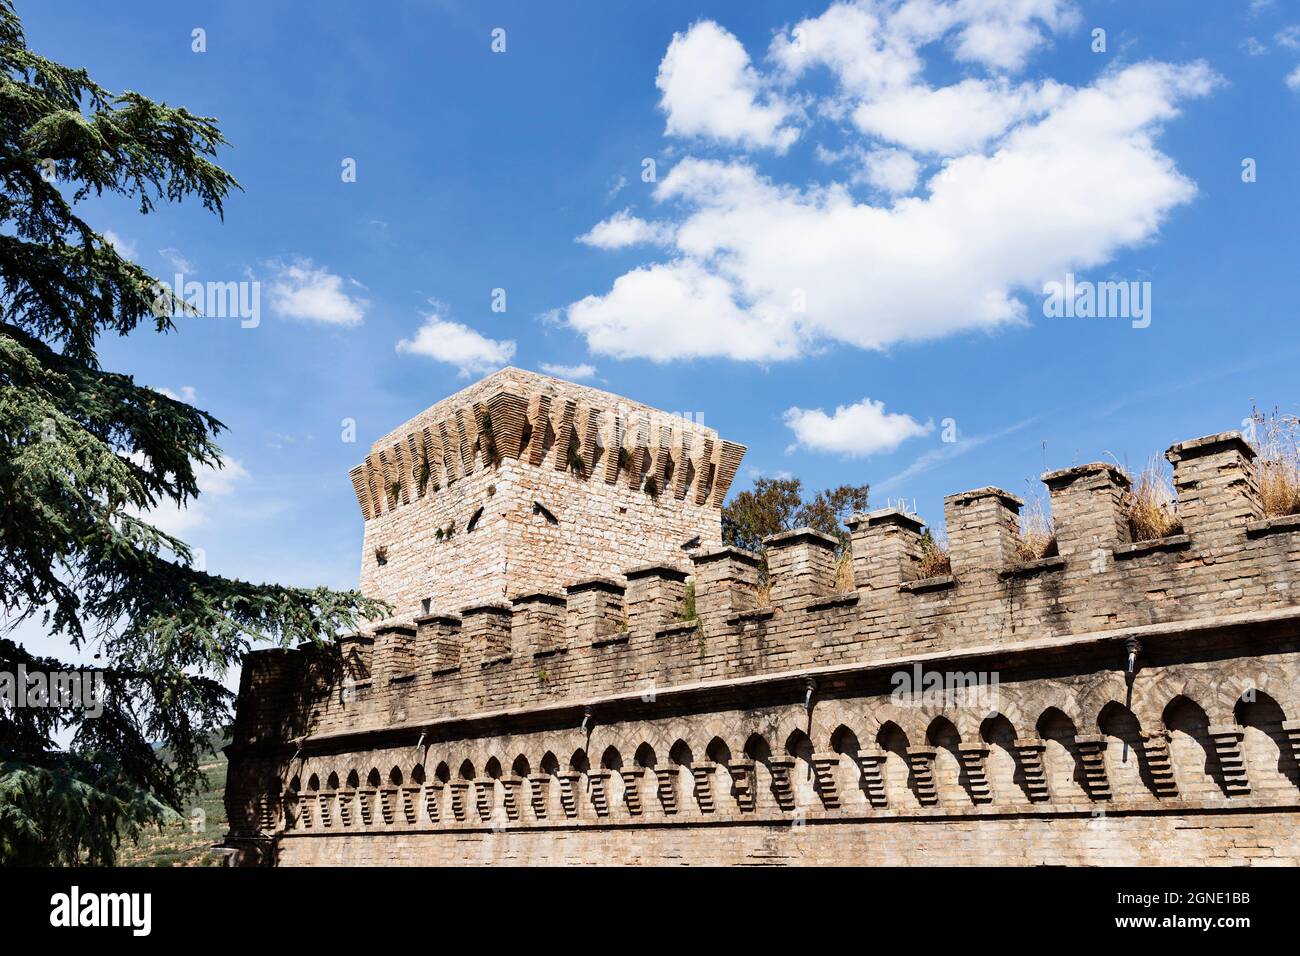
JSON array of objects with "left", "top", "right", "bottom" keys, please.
[
  {"left": 1121, "top": 457, "right": 1183, "bottom": 541},
  {"left": 834, "top": 550, "right": 856, "bottom": 593},
  {"left": 917, "top": 529, "right": 952, "bottom": 577},
  {"left": 1250, "top": 405, "right": 1300, "bottom": 518},
  {"left": 1014, "top": 495, "right": 1057, "bottom": 562}
]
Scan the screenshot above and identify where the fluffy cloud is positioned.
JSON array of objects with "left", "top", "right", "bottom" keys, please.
[
  {"left": 539, "top": 362, "right": 597, "bottom": 380},
  {"left": 267, "top": 258, "right": 367, "bottom": 326},
  {"left": 563, "top": 0, "right": 1218, "bottom": 364},
  {"left": 860, "top": 147, "right": 921, "bottom": 193},
  {"left": 566, "top": 259, "right": 802, "bottom": 362},
  {"left": 577, "top": 209, "right": 675, "bottom": 249},
  {"left": 852, "top": 78, "right": 1065, "bottom": 155},
  {"left": 657, "top": 20, "right": 799, "bottom": 152},
  {"left": 396, "top": 312, "right": 516, "bottom": 376},
  {"left": 783, "top": 398, "right": 933, "bottom": 456},
  {"left": 1288, "top": 65, "right": 1300, "bottom": 92}
]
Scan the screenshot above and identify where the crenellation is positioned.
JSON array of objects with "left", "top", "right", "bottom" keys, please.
[
  {"left": 414, "top": 613, "right": 461, "bottom": 675},
  {"left": 565, "top": 577, "right": 626, "bottom": 646},
  {"left": 764, "top": 527, "right": 839, "bottom": 606},
  {"left": 847, "top": 508, "right": 925, "bottom": 593},
  {"left": 462, "top": 604, "right": 512, "bottom": 663},
  {"left": 944, "top": 486, "right": 1023, "bottom": 576},
  {"left": 371, "top": 623, "right": 416, "bottom": 685},
  {"left": 625, "top": 564, "right": 689, "bottom": 634},
  {"left": 1043, "top": 462, "right": 1131, "bottom": 558},
  {"left": 512, "top": 592, "right": 567, "bottom": 657},
  {"left": 690, "top": 548, "right": 761, "bottom": 628},
  {"left": 1167, "top": 432, "right": 1262, "bottom": 541}
]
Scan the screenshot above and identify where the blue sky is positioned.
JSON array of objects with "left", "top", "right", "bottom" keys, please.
[{"left": 16, "top": 0, "right": 1300, "bottom": 610}]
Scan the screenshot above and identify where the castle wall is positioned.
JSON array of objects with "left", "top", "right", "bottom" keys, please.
[{"left": 224, "top": 431, "right": 1300, "bottom": 867}]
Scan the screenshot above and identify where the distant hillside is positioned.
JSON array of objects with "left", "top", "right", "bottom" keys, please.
[{"left": 121, "top": 733, "right": 230, "bottom": 867}]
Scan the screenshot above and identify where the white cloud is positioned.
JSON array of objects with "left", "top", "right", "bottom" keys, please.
[
  {"left": 566, "top": 259, "right": 803, "bottom": 362},
  {"left": 539, "top": 362, "right": 597, "bottom": 380},
  {"left": 154, "top": 385, "right": 198, "bottom": 403},
  {"left": 1277, "top": 25, "right": 1300, "bottom": 50},
  {"left": 943, "top": 0, "right": 1080, "bottom": 72},
  {"left": 565, "top": 25, "right": 1219, "bottom": 364},
  {"left": 817, "top": 144, "right": 921, "bottom": 194},
  {"left": 772, "top": 0, "right": 1077, "bottom": 91},
  {"left": 657, "top": 20, "right": 799, "bottom": 152},
  {"left": 771, "top": 2, "right": 922, "bottom": 98},
  {"left": 1288, "top": 65, "right": 1300, "bottom": 91},
  {"left": 861, "top": 147, "right": 921, "bottom": 193},
  {"left": 159, "top": 247, "right": 195, "bottom": 274},
  {"left": 396, "top": 311, "right": 516, "bottom": 376},
  {"left": 577, "top": 209, "right": 675, "bottom": 249},
  {"left": 102, "top": 230, "right": 137, "bottom": 260},
  {"left": 852, "top": 78, "right": 1065, "bottom": 155},
  {"left": 783, "top": 398, "right": 933, "bottom": 457},
  {"left": 266, "top": 258, "right": 367, "bottom": 326}
]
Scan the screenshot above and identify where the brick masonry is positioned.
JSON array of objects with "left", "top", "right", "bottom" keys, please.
[{"left": 222, "top": 380, "right": 1300, "bottom": 866}]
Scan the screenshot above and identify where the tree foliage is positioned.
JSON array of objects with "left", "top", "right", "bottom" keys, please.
[
  {"left": 0, "top": 1, "right": 387, "bottom": 864},
  {"left": 722, "top": 477, "right": 870, "bottom": 554}
]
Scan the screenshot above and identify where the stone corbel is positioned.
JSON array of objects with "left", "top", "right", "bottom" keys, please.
[
  {"left": 905, "top": 747, "right": 939, "bottom": 806},
  {"left": 811, "top": 752, "right": 842, "bottom": 810},
  {"left": 557, "top": 771, "right": 582, "bottom": 818},
  {"left": 501, "top": 777, "right": 524, "bottom": 821},
  {"left": 654, "top": 767, "right": 678, "bottom": 815},
  {"left": 767, "top": 757, "right": 797, "bottom": 811},
  {"left": 448, "top": 781, "right": 470, "bottom": 822},
  {"left": 691, "top": 761, "right": 717, "bottom": 813},
  {"left": 1074, "top": 735, "right": 1112, "bottom": 801},
  {"left": 528, "top": 774, "right": 551, "bottom": 820},
  {"left": 1013, "top": 738, "right": 1050, "bottom": 802},
  {"left": 853, "top": 749, "right": 888, "bottom": 808},
  {"left": 728, "top": 760, "right": 756, "bottom": 812},
  {"left": 956, "top": 742, "right": 992, "bottom": 804},
  {"left": 1207, "top": 724, "right": 1250, "bottom": 796},
  {"left": 620, "top": 767, "right": 645, "bottom": 816},
  {"left": 586, "top": 770, "right": 611, "bottom": 817}
]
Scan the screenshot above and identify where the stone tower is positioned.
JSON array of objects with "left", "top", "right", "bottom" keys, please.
[{"left": 348, "top": 367, "right": 746, "bottom": 619}]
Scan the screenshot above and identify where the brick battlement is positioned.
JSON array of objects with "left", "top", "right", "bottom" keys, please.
[{"left": 223, "top": 427, "right": 1300, "bottom": 867}]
